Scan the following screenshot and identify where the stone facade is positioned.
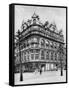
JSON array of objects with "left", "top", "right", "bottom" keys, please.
[{"left": 15, "top": 13, "right": 64, "bottom": 73}]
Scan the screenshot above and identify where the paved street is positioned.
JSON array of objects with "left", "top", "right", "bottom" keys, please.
[{"left": 14, "top": 70, "right": 66, "bottom": 85}]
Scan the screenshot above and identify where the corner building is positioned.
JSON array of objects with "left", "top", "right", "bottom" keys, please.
[{"left": 15, "top": 13, "right": 64, "bottom": 72}]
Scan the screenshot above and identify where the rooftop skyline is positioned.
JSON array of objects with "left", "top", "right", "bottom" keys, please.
[{"left": 15, "top": 5, "right": 66, "bottom": 43}]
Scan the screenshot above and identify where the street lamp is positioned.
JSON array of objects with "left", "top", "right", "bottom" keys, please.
[
  {"left": 60, "top": 52, "right": 63, "bottom": 76},
  {"left": 15, "top": 29, "right": 23, "bottom": 81}
]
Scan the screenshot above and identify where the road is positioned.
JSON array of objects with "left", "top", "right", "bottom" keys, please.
[{"left": 14, "top": 70, "right": 66, "bottom": 85}]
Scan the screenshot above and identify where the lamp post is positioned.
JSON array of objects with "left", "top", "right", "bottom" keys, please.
[
  {"left": 60, "top": 52, "right": 63, "bottom": 76},
  {"left": 15, "top": 29, "right": 23, "bottom": 81}
]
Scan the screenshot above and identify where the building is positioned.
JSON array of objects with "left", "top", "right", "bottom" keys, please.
[{"left": 15, "top": 13, "right": 65, "bottom": 73}]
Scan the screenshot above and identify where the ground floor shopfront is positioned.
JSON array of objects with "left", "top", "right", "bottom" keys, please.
[{"left": 15, "top": 61, "right": 58, "bottom": 73}]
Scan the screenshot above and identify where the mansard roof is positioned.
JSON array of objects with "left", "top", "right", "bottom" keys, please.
[
  {"left": 16, "top": 13, "right": 64, "bottom": 44},
  {"left": 20, "top": 13, "right": 63, "bottom": 36}
]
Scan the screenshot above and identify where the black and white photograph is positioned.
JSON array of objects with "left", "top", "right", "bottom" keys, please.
[{"left": 9, "top": 4, "right": 67, "bottom": 86}]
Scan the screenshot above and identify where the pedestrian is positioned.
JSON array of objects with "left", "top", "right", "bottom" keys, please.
[{"left": 40, "top": 69, "right": 42, "bottom": 75}]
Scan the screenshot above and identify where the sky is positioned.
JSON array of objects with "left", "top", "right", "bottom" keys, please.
[{"left": 15, "top": 5, "right": 66, "bottom": 43}]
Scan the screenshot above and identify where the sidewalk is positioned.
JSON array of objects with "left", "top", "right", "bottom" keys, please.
[{"left": 14, "top": 70, "right": 66, "bottom": 85}]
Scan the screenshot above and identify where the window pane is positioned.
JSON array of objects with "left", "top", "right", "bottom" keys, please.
[
  {"left": 31, "top": 54, "right": 34, "bottom": 60},
  {"left": 27, "top": 51, "right": 29, "bottom": 61},
  {"left": 35, "top": 49, "right": 39, "bottom": 53},
  {"left": 41, "top": 50, "right": 45, "bottom": 60},
  {"left": 51, "top": 52, "right": 53, "bottom": 60},
  {"left": 24, "top": 55, "right": 26, "bottom": 61},
  {"left": 30, "top": 50, "right": 34, "bottom": 53},
  {"left": 46, "top": 51, "right": 49, "bottom": 60},
  {"left": 35, "top": 54, "right": 39, "bottom": 59}
]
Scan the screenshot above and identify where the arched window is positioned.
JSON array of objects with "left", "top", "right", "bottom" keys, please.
[
  {"left": 41, "top": 39, "right": 45, "bottom": 47},
  {"left": 46, "top": 40, "right": 49, "bottom": 47},
  {"left": 46, "top": 51, "right": 49, "bottom": 60},
  {"left": 41, "top": 50, "right": 45, "bottom": 60},
  {"left": 51, "top": 52, "right": 53, "bottom": 60},
  {"left": 31, "top": 37, "right": 38, "bottom": 48},
  {"left": 33, "top": 37, "right": 37, "bottom": 42},
  {"left": 31, "top": 37, "right": 38, "bottom": 43},
  {"left": 28, "top": 39, "right": 31, "bottom": 44},
  {"left": 50, "top": 41, "right": 53, "bottom": 48}
]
